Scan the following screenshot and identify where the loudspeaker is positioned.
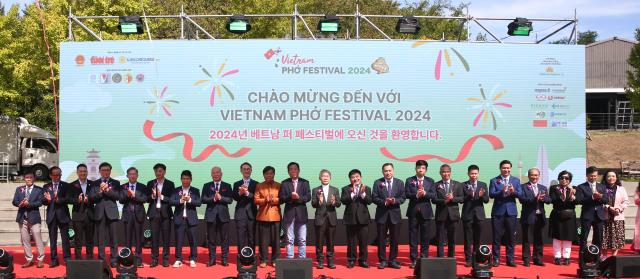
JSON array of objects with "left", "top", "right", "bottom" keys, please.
[
  {"left": 414, "top": 258, "right": 456, "bottom": 279},
  {"left": 599, "top": 256, "right": 640, "bottom": 278},
  {"left": 275, "top": 258, "right": 312, "bottom": 279},
  {"left": 67, "top": 259, "right": 113, "bottom": 279}
]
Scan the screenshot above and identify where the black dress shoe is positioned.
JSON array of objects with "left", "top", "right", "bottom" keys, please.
[
  {"left": 389, "top": 261, "right": 401, "bottom": 269},
  {"left": 563, "top": 258, "right": 570, "bottom": 265},
  {"left": 137, "top": 260, "right": 144, "bottom": 268},
  {"left": 378, "top": 261, "right": 387, "bottom": 269},
  {"left": 317, "top": 261, "right": 324, "bottom": 269},
  {"left": 162, "top": 259, "right": 170, "bottom": 267},
  {"left": 50, "top": 260, "right": 59, "bottom": 268},
  {"left": 347, "top": 261, "right": 354, "bottom": 268},
  {"left": 410, "top": 260, "right": 417, "bottom": 269},
  {"left": 221, "top": 259, "right": 229, "bottom": 267},
  {"left": 554, "top": 258, "right": 561, "bottom": 265},
  {"left": 359, "top": 261, "right": 369, "bottom": 268},
  {"left": 327, "top": 259, "right": 336, "bottom": 269},
  {"left": 465, "top": 261, "right": 472, "bottom": 267},
  {"left": 507, "top": 261, "right": 517, "bottom": 267},
  {"left": 110, "top": 262, "right": 117, "bottom": 268},
  {"left": 523, "top": 261, "right": 530, "bottom": 267},
  {"left": 533, "top": 260, "right": 545, "bottom": 266},
  {"left": 150, "top": 259, "right": 158, "bottom": 267},
  {"left": 207, "top": 259, "right": 215, "bottom": 267},
  {"left": 492, "top": 261, "right": 500, "bottom": 267}
]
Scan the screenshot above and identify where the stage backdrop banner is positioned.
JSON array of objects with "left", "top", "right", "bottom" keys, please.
[{"left": 60, "top": 40, "right": 585, "bottom": 217}]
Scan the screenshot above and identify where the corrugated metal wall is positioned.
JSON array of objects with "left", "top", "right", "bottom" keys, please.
[{"left": 586, "top": 38, "right": 636, "bottom": 89}]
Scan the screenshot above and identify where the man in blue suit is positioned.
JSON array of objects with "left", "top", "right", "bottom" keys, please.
[
  {"left": 372, "top": 163, "right": 405, "bottom": 269},
  {"left": 404, "top": 160, "right": 436, "bottom": 268},
  {"left": 170, "top": 170, "right": 201, "bottom": 268},
  {"left": 120, "top": 167, "right": 148, "bottom": 268},
  {"left": 576, "top": 166, "right": 609, "bottom": 253},
  {"left": 489, "top": 160, "right": 521, "bottom": 267},
  {"left": 279, "top": 162, "right": 311, "bottom": 259},
  {"left": 13, "top": 171, "right": 45, "bottom": 268},
  {"left": 42, "top": 166, "right": 72, "bottom": 267},
  {"left": 518, "top": 168, "right": 551, "bottom": 267},
  {"left": 202, "top": 166, "right": 233, "bottom": 267}
]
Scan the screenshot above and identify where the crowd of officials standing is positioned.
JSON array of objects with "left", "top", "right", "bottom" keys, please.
[{"left": 12, "top": 160, "right": 639, "bottom": 270}]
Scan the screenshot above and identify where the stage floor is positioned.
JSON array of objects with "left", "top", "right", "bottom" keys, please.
[{"left": 8, "top": 245, "right": 637, "bottom": 278}]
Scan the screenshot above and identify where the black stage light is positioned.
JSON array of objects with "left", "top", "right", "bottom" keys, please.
[
  {"left": 143, "top": 229, "right": 152, "bottom": 248},
  {"left": 116, "top": 247, "right": 137, "bottom": 279},
  {"left": 237, "top": 246, "right": 257, "bottom": 279},
  {"left": 507, "top": 17, "right": 532, "bottom": 36},
  {"left": 318, "top": 14, "right": 340, "bottom": 33},
  {"left": 0, "top": 249, "right": 14, "bottom": 279},
  {"left": 226, "top": 15, "right": 252, "bottom": 34},
  {"left": 578, "top": 244, "right": 601, "bottom": 279},
  {"left": 396, "top": 16, "right": 421, "bottom": 34},
  {"left": 472, "top": 245, "right": 493, "bottom": 278},
  {"left": 118, "top": 16, "right": 144, "bottom": 35}
]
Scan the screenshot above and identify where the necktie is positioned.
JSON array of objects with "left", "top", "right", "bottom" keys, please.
[
  {"left": 293, "top": 180, "right": 298, "bottom": 192},
  {"left": 418, "top": 179, "right": 423, "bottom": 190},
  {"left": 129, "top": 184, "right": 135, "bottom": 211},
  {"left": 215, "top": 183, "right": 219, "bottom": 192},
  {"left": 27, "top": 187, "right": 31, "bottom": 197},
  {"left": 445, "top": 181, "right": 450, "bottom": 193},
  {"left": 53, "top": 182, "right": 58, "bottom": 193},
  {"left": 387, "top": 180, "right": 392, "bottom": 193},
  {"left": 24, "top": 187, "right": 31, "bottom": 219},
  {"left": 354, "top": 185, "right": 359, "bottom": 196},
  {"left": 533, "top": 184, "right": 538, "bottom": 196}
]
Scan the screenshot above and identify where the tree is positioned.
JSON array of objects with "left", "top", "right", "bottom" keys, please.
[
  {"left": 626, "top": 27, "right": 640, "bottom": 110},
  {"left": 551, "top": 30, "right": 598, "bottom": 45}
]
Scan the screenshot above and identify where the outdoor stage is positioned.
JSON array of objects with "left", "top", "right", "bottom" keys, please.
[{"left": 9, "top": 245, "right": 637, "bottom": 279}]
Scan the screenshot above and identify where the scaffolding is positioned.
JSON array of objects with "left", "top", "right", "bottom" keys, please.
[{"left": 67, "top": 4, "right": 578, "bottom": 44}]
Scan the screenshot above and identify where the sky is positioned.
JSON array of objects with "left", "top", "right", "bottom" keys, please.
[{"left": 2, "top": 0, "right": 639, "bottom": 42}]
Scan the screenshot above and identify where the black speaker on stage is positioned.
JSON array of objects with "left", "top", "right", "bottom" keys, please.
[
  {"left": 275, "top": 258, "right": 312, "bottom": 279},
  {"left": 67, "top": 259, "right": 113, "bottom": 279},
  {"left": 599, "top": 256, "right": 640, "bottom": 278},
  {"left": 414, "top": 258, "right": 456, "bottom": 279}
]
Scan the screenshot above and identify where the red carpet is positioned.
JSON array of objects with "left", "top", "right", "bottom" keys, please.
[{"left": 7, "top": 245, "right": 637, "bottom": 278}]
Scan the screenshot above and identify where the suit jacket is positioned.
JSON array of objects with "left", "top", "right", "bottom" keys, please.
[
  {"left": 433, "top": 180, "right": 464, "bottom": 222},
  {"left": 340, "top": 184, "right": 372, "bottom": 225},
  {"left": 12, "top": 185, "right": 44, "bottom": 224},
  {"left": 42, "top": 180, "right": 72, "bottom": 225},
  {"left": 461, "top": 180, "right": 490, "bottom": 221},
  {"left": 120, "top": 182, "right": 148, "bottom": 223},
  {"left": 404, "top": 176, "right": 436, "bottom": 220},
  {"left": 68, "top": 179, "right": 95, "bottom": 222},
  {"left": 372, "top": 177, "right": 405, "bottom": 225},
  {"left": 88, "top": 178, "right": 122, "bottom": 221},
  {"left": 170, "top": 186, "right": 201, "bottom": 226},
  {"left": 202, "top": 181, "right": 233, "bottom": 223},
  {"left": 232, "top": 178, "right": 258, "bottom": 221},
  {"left": 518, "top": 182, "right": 551, "bottom": 225},
  {"left": 311, "top": 185, "right": 341, "bottom": 226},
  {"left": 146, "top": 179, "right": 176, "bottom": 219},
  {"left": 489, "top": 176, "right": 522, "bottom": 217},
  {"left": 279, "top": 178, "right": 311, "bottom": 224},
  {"left": 576, "top": 182, "right": 609, "bottom": 221}
]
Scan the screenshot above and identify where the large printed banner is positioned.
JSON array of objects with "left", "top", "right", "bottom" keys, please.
[{"left": 60, "top": 40, "right": 585, "bottom": 216}]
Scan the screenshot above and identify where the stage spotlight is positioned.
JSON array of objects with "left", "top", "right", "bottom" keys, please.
[
  {"left": 143, "top": 229, "right": 152, "bottom": 248},
  {"left": 472, "top": 245, "right": 493, "bottom": 278},
  {"left": 226, "top": 15, "right": 252, "bottom": 34},
  {"left": 118, "top": 16, "right": 144, "bottom": 35},
  {"left": 0, "top": 248, "right": 15, "bottom": 279},
  {"left": 116, "top": 247, "right": 137, "bottom": 279},
  {"left": 578, "top": 244, "right": 600, "bottom": 279},
  {"left": 396, "top": 16, "right": 420, "bottom": 34},
  {"left": 507, "top": 17, "right": 532, "bottom": 36},
  {"left": 318, "top": 14, "right": 340, "bottom": 33},
  {"left": 237, "top": 246, "right": 257, "bottom": 279}
]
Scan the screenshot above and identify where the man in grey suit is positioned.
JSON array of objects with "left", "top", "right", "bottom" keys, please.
[
  {"left": 433, "top": 164, "right": 464, "bottom": 258},
  {"left": 12, "top": 171, "right": 45, "bottom": 268},
  {"left": 461, "top": 165, "right": 489, "bottom": 267},
  {"left": 311, "top": 169, "right": 341, "bottom": 269},
  {"left": 372, "top": 163, "right": 405, "bottom": 269}
]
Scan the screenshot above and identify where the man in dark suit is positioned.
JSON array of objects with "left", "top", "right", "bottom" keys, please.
[
  {"left": 146, "top": 163, "right": 175, "bottom": 267},
  {"left": 202, "top": 166, "right": 233, "bottom": 267},
  {"left": 461, "top": 165, "right": 489, "bottom": 267},
  {"left": 279, "top": 162, "right": 311, "bottom": 259},
  {"left": 69, "top": 164, "right": 95, "bottom": 260},
  {"left": 433, "top": 164, "right": 464, "bottom": 258},
  {"left": 13, "top": 171, "right": 46, "bottom": 268},
  {"left": 232, "top": 162, "right": 258, "bottom": 255},
  {"left": 489, "top": 160, "right": 522, "bottom": 267},
  {"left": 88, "top": 162, "right": 122, "bottom": 267},
  {"left": 518, "top": 168, "right": 551, "bottom": 267},
  {"left": 404, "top": 160, "right": 436, "bottom": 268},
  {"left": 42, "top": 166, "right": 72, "bottom": 267},
  {"left": 576, "top": 166, "right": 609, "bottom": 253},
  {"left": 147, "top": 163, "right": 176, "bottom": 267},
  {"left": 311, "top": 169, "right": 341, "bottom": 269},
  {"left": 120, "top": 167, "right": 148, "bottom": 267},
  {"left": 170, "top": 170, "right": 201, "bottom": 268},
  {"left": 372, "top": 163, "right": 405, "bottom": 269},
  {"left": 341, "top": 169, "right": 372, "bottom": 268}
]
